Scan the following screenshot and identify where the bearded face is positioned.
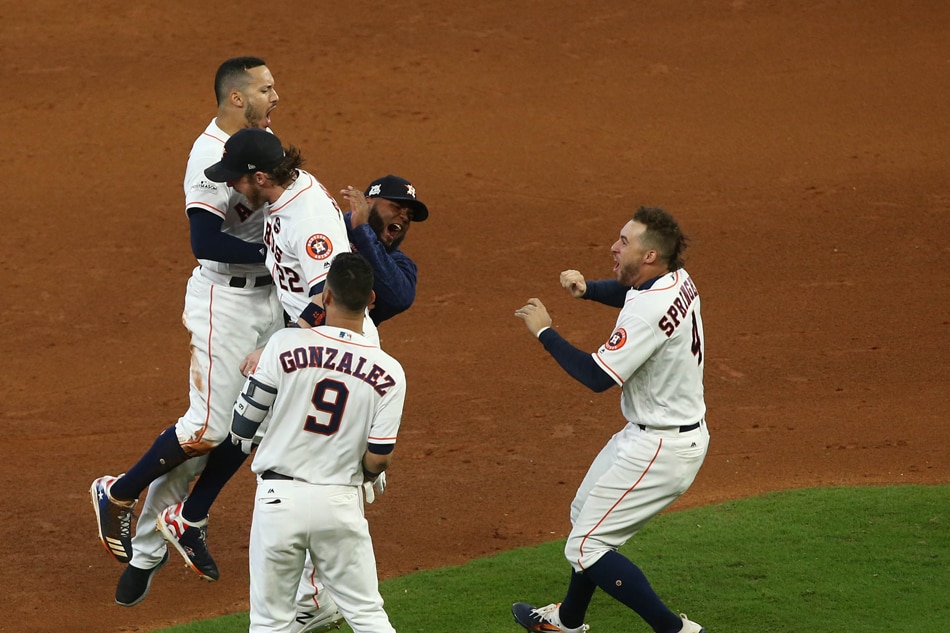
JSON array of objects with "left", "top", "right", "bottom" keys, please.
[{"left": 368, "top": 199, "right": 411, "bottom": 251}]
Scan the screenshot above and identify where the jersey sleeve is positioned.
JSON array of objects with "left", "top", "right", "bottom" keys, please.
[
  {"left": 367, "top": 361, "right": 406, "bottom": 451},
  {"left": 592, "top": 310, "right": 660, "bottom": 386},
  {"left": 248, "top": 330, "right": 286, "bottom": 391},
  {"left": 183, "top": 137, "right": 230, "bottom": 219},
  {"left": 294, "top": 199, "right": 352, "bottom": 291}
]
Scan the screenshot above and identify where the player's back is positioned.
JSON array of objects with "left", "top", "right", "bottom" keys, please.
[
  {"left": 264, "top": 170, "right": 350, "bottom": 317},
  {"left": 599, "top": 269, "right": 705, "bottom": 428},
  {"left": 251, "top": 325, "right": 406, "bottom": 487}
]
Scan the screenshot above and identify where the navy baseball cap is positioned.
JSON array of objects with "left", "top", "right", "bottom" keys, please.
[
  {"left": 204, "top": 128, "right": 285, "bottom": 182},
  {"left": 365, "top": 175, "right": 429, "bottom": 222}
]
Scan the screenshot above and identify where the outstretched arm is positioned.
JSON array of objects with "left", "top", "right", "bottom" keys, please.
[{"left": 514, "top": 298, "right": 615, "bottom": 392}]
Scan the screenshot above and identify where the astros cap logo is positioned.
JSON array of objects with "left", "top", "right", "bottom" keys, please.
[
  {"left": 306, "top": 234, "right": 333, "bottom": 260},
  {"left": 605, "top": 328, "right": 627, "bottom": 351}
]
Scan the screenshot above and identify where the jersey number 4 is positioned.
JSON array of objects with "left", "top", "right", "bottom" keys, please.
[
  {"left": 303, "top": 378, "right": 349, "bottom": 436},
  {"left": 690, "top": 312, "right": 703, "bottom": 365}
]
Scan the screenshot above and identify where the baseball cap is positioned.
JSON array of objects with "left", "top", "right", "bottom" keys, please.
[
  {"left": 204, "top": 128, "right": 285, "bottom": 182},
  {"left": 365, "top": 175, "right": 429, "bottom": 222}
]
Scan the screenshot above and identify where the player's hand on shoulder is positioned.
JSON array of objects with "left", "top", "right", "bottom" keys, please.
[
  {"left": 560, "top": 270, "right": 587, "bottom": 298},
  {"left": 341, "top": 185, "right": 370, "bottom": 227}
]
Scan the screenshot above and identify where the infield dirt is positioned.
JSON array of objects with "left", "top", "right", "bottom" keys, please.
[{"left": 2, "top": 2, "right": 947, "bottom": 632}]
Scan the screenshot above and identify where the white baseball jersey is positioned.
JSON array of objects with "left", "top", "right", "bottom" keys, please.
[
  {"left": 130, "top": 119, "right": 285, "bottom": 570},
  {"left": 250, "top": 325, "right": 405, "bottom": 485},
  {"left": 593, "top": 269, "right": 706, "bottom": 430},
  {"left": 184, "top": 118, "right": 269, "bottom": 277},
  {"left": 262, "top": 170, "right": 350, "bottom": 316},
  {"left": 262, "top": 170, "right": 379, "bottom": 343},
  {"left": 565, "top": 268, "right": 709, "bottom": 572}
]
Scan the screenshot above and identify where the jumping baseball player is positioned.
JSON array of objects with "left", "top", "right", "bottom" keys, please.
[
  {"left": 197, "top": 127, "right": 381, "bottom": 633},
  {"left": 512, "top": 207, "right": 709, "bottom": 633},
  {"left": 90, "top": 57, "right": 286, "bottom": 606},
  {"left": 231, "top": 252, "right": 405, "bottom": 633}
]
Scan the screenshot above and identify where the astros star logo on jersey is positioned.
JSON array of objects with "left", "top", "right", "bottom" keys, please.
[
  {"left": 306, "top": 234, "right": 333, "bottom": 260},
  {"left": 605, "top": 328, "right": 627, "bottom": 351}
]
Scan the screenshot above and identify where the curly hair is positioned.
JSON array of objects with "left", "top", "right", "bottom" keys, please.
[
  {"left": 632, "top": 206, "right": 689, "bottom": 271},
  {"left": 270, "top": 145, "right": 306, "bottom": 188}
]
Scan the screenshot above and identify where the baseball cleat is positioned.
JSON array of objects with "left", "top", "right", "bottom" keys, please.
[
  {"left": 678, "top": 613, "right": 706, "bottom": 633},
  {"left": 511, "top": 602, "right": 589, "bottom": 633},
  {"left": 114, "top": 550, "right": 170, "bottom": 607},
  {"left": 156, "top": 502, "right": 220, "bottom": 581},
  {"left": 90, "top": 476, "right": 136, "bottom": 563},
  {"left": 291, "top": 604, "right": 345, "bottom": 633}
]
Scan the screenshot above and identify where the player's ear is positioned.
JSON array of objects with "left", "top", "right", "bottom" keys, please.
[
  {"left": 643, "top": 249, "right": 658, "bottom": 264},
  {"left": 230, "top": 90, "right": 244, "bottom": 108},
  {"left": 368, "top": 289, "right": 376, "bottom": 311}
]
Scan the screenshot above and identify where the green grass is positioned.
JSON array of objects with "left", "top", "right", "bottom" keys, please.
[{"left": 156, "top": 485, "right": 948, "bottom": 632}]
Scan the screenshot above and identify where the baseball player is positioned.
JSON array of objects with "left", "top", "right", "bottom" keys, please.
[
  {"left": 90, "top": 57, "right": 287, "bottom": 607},
  {"left": 196, "top": 127, "right": 380, "bottom": 633},
  {"left": 512, "top": 207, "right": 709, "bottom": 633},
  {"left": 231, "top": 252, "right": 405, "bottom": 633},
  {"left": 282, "top": 174, "right": 430, "bottom": 625},
  {"left": 201, "top": 127, "right": 379, "bottom": 344}
]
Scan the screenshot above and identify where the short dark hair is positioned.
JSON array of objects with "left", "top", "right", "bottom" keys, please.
[
  {"left": 632, "top": 206, "right": 689, "bottom": 271},
  {"left": 214, "top": 57, "right": 267, "bottom": 106},
  {"left": 326, "top": 253, "right": 374, "bottom": 313}
]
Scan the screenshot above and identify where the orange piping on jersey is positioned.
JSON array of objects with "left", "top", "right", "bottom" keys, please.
[
  {"left": 368, "top": 435, "right": 398, "bottom": 442},
  {"left": 199, "top": 130, "right": 228, "bottom": 148},
  {"left": 185, "top": 200, "right": 228, "bottom": 218},
  {"left": 595, "top": 270, "right": 684, "bottom": 381},
  {"left": 267, "top": 173, "right": 315, "bottom": 214},
  {"left": 307, "top": 272, "right": 328, "bottom": 287},
  {"left": 575, "top": 438, "right": 663, "bottom": 570},
  {"left": 623, "top": 270, "right": 681, "bottom": 304},
  {"left": 595, "top": 354, "right": 625, "bottom": 384}
]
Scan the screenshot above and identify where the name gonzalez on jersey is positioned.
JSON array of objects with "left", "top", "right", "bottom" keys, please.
[{"left": 278, "top": 344, "right": 397, "bottom": 396}]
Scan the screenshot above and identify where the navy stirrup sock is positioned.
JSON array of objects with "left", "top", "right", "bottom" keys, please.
[
  {"left": 558, "top": 569, "right": 597, "bottom": 629},
  {"left": 584, "top": 550, "right": 682, "bottom": 633},
  {"left": 110, "top": 426, "right": 188, "bottom": 501},
  {"left": 181, "top": 439, "right": 249, "bottom": 523}
]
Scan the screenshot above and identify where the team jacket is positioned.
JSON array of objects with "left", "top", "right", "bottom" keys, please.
[{"left": 344, "top": 212, "right": 418, "bottom": 325}]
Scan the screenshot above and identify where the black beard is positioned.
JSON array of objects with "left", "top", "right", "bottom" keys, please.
[{"left": 368, "top": 207, "right": 404, "bottom": 252}]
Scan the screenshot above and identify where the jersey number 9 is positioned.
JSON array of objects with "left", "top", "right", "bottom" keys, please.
[{"left": 304, "top": 378, "right": 349, "bottom": 436}]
